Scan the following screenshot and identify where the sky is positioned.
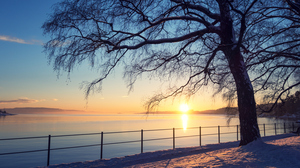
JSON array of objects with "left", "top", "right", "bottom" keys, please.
[{"left": 0, "top": 0, "right": 226, "bottom": 114}]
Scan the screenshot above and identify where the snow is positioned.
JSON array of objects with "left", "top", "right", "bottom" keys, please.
[{"left": 40, "top": 133, "right": 300, "bottom": 168}]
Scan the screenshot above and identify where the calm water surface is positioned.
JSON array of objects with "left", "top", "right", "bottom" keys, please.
[{"left": 0, "top": 113, "right": 292, "bottom": 168}]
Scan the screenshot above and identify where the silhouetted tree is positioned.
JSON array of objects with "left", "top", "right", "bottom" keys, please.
[
  {"left": 277, "top": 91, "right": 300, "bottom": 115},
  {"left": 259, "top": 91, "right": 300, "bottom": 117},
  {"left": 246, "top": 0, "right": 300, "bottom": 113},
  {"left": 286, "top": 0, "right": 300, "bottom": 14},
  {"left": 43, "top": 0, "right": 299, "bottom": 145}
]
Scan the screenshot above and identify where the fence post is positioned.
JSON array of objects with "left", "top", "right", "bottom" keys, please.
[
  {"left": 237, "top": 125, "right": 239, "bottom": 141},
  {"left": 47, "top": 135, "right": 51, "bottom": 166},
  {"left": 100, "top": 132, "right": 103, "bottom": 160},
  {"left": 199, "top": 126, "right": 201, "bottom": 146},
  {"left": 284, "top": 123, "right": 286, "bottom": 133},
  {"left": 141, "top": 129, "right": 143, "bottom": 153},
  {"left": 173, "top": 128, "right": 175, "bottom": 149},
  {"left": 274, "top": 123, "right": 277, "bottom": 135},
  {"left": 263, "top": 124, "right": 266, "bottom": 137},
  {"left": 218, "top": 126, "right": 220, "bottom": 143}
]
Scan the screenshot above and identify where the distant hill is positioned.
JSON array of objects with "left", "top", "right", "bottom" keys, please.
[
  {"left": 4, "top": 107, "right": 82, "bottom": 114},
  {"left": 193, "top": 107, "right": 238, "bottom": 115},
  {"left": 140, "top": 107, "right": 239, "bottom": 115}
]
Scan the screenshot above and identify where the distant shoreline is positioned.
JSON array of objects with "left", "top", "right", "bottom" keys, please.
[
  {"left": 2, "top": 107, "right": 299, "bottom": 120},
  {"left": 138, "top": 107, "right": 239, "bottom": 115},
  {"left": 0, "top": 111, "right": 16, "bottom": 116},
  {"left": 1, "top": 107, "right": 84, "bottom": 115},
  {"left": 139, "top": 107, "right": 300, "bottom": 120}
]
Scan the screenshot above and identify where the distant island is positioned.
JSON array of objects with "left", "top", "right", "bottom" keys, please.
[
  {"left": 1, "top": 107, "right": 83, "bottom": 115},
  {"left": 0, "top": 109, "right": 16, "bottom": 116}
]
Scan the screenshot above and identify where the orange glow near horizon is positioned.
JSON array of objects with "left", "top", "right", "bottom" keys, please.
[{"left": 1, "top": 95, "right": 228, "bottom": 115}]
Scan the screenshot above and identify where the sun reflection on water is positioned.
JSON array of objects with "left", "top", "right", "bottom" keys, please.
[{"left": 181, "top": 114, "right": 188, "bottom": 131}]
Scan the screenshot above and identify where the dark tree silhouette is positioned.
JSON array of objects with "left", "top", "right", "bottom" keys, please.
[
  {"left": 43, "top": 0, "right": 300, "bottom": 145},
  {"left": 286, "top": 0, "right": 300, "bottom": 14},
  {"left": 244, "top": 0, "right": 300, "bottom": 113}
]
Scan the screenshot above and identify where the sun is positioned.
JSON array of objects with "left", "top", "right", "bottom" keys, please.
[{"left": 179, "top": 103, "right": 189, "bottom": 113}]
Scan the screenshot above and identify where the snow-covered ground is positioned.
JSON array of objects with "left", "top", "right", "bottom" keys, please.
[{"left": 41, "top": 133, "right": 300, "bottom": 168}]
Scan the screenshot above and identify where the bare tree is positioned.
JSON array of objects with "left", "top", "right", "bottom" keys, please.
[
  {"left": 286, "top": 0, "right": 300, "bottom": 14},
  {"left": 240, "top": 0, "right": 300, "bottom": 114},
  {"left": 42, "top": 0, "right": 279, "bottom": 146}
]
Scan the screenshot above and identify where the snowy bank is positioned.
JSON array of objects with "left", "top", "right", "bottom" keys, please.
[{"left": 40, "top": 133, "right": 300, "bottom": 168}]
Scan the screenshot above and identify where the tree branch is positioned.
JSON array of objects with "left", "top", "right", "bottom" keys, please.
[
  {"left": 171, "top": 0, "right": 220, "bottom": 20},
  {"left": 113, "top": 29, "right": 211, "bottom": 51}
]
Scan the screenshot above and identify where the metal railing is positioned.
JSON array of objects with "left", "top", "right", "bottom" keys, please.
[{"left": 0, "top": 122, "right": 296, "bottom": 167}]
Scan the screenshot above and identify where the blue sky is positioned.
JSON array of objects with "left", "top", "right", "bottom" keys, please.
[{"left": 0, "top": 0, "right": 225, "bottom": 113}]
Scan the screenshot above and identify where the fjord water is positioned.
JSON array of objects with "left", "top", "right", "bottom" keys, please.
[{"left": 0, "top": 113, "right": 291, "bottom": 168}]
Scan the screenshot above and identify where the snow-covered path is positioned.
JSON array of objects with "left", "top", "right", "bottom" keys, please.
[{"left": 44, "top": 134, "right": 300, "bottom": 168}]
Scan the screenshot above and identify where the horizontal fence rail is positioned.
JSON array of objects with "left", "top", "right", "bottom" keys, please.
[{"left": 0, "top": 122, "right": 297, "bottom": 167}]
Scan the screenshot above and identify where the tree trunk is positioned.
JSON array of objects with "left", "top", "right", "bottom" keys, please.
[
  {"left": 217, "top": 0, "right": 261, "bottom": 146},
  {"left": 228, "top": 50, "right": 261, "bottom": 146}
]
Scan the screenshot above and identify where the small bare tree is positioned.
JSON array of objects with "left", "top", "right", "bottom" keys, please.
[{"left": 43, "top": 0, "right": 299, "bottom": 145}]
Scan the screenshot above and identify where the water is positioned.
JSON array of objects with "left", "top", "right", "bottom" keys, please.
[{"left": 0, "top": 113, "right": 294, "bottom": 168}]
